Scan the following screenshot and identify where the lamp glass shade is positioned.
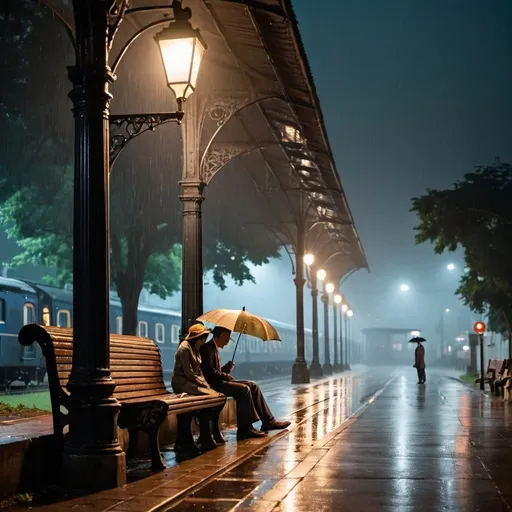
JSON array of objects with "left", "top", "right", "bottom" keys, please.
[
  {"left": 326, "top": 282, "right": 335, "bottom": 294},
  {"left": 341, "top": 304, "right": 348, "bottom": 313},
  {"left": 156, "top": 27, "right": 206, "bottom": 101},
  {"left": 317, "top": 269, "right": 327, "bottom": 281},
  {"left": 334, "top": 294, "right": 342, "bottom": 304},
  {"left": 347, "top": 309, "right": 354, "bottom": 317}
]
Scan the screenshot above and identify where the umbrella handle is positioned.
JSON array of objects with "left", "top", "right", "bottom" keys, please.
[{"left": 231, "top": 324, "right": 246, "bottom": 362}]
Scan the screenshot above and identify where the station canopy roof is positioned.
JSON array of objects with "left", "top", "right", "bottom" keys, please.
[{"left": 44, "top": 0, "right": 368, "bottom": 279}]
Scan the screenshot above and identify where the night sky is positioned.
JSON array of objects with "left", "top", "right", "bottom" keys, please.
[{"left": 290, "top": 0, "right": 512, "bottom": 333}]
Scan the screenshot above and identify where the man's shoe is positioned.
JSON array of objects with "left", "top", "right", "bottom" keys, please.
[
  {"left": 261, "top": 419, "right": 291, "bottom": 431},
  {"left": 237, "top": 427, "right": 267, "bottom": 440}
]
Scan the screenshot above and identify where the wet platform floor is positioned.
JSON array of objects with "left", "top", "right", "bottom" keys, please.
[{"left": 7, "top": 367, "right": 512, "bottom": 511}]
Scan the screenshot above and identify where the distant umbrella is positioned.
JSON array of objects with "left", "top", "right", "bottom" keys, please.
[{"left": 409, "top": 336, "right": 426, "bottom": 343}]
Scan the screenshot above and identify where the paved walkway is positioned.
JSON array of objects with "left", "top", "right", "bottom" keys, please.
[
  {"left": 164, "top": 370, "right": 512, "bottom": 511},
  {"left": 8, "top": 367, "right": 512, "bottom": 511}
]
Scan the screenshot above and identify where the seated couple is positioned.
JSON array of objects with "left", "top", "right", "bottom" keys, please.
[{"left": 172, "top": 323, "right": 290, "bottom": 450}]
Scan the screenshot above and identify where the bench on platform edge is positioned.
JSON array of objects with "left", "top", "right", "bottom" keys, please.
[{"left": 18, "top": 324, "right": 226, "bottom": 470}]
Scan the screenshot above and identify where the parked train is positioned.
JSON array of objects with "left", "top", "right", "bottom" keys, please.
[{"left": 0, "top": 276, "right": 312, "bottom": 387}]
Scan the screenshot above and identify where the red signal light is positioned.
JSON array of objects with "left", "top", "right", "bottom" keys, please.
[{"left": 474, "top": 321, "right": 486, "bottom": 334}]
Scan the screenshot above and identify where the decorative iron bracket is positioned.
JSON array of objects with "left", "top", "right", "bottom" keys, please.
[{"left": 109, "top": 112, "right": 184, "bottom": 166}]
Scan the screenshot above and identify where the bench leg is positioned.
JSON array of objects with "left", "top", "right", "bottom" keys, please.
[
  {"left": 175, "top": 412, "right": 200, "bottom": 460},
  {"left": 211, "top": 406, "right": 226, "bottom": 444},
  {"left": 148, "top": 424, "right": 166, "bottom": 471},
  {"left": 197, "top": 409, "right": 218, "bottom": 452}
]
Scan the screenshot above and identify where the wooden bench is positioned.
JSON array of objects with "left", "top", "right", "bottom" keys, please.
[
  {"left": 476, "top": 359, "right": 501, "bottom": 391},
  {"left": 18, "top": 324, "right": 226, "bottom": 470}
]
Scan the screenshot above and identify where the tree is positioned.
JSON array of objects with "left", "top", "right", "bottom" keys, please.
[{"left": 411, "top": 160, "right": 512, "bottom": 342}]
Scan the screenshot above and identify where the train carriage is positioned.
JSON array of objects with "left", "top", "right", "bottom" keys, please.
[
  {"left": 0, "top": 277, "right": 45, "bottom": 385},
  {"left": 0, "top": 276, "right": 311, "bottom": 386}
]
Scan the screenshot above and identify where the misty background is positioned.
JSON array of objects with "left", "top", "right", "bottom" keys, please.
[{"left": 2, "top": 0, "right": 511, "bottom": 350}]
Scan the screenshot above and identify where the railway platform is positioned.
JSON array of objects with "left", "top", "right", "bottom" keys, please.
[{"left": 3, "top": 366, "right": 512, "bottom": 511}]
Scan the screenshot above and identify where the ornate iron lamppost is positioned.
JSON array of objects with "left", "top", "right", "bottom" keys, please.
[
  {"left": 322, "top": 281, "right": 334, "bottom": 375},
  {"left": 307, "top": 260, "right": 323, "bottom": 378},
  {"left": 341, "top": 303, "right": 349, "bottom": 370},
  {"left": 333, "top": 293, "right": 342, "bottom": 372},
  {"left": 62, "top": 0, "right": 205, "bottom": 490},
  {"left": 291, "top": 223, "right": 310, "bottom": 384}
]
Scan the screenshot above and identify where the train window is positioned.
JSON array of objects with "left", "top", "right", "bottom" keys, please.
[
  {"left": 23, "top": 303, "right": 36, "bottom": 325},
  {"left": 155, "top": 323, "right": 165, "bottom": 344},
  {"left": 22, "top": 303, "right": 36, "bottom": 359},
  {"left": 0, "top": 298, "right": 5, "bottom": 324},
  {"left": 42, "top": 306, "right": 51, "bottom": 326},
  {"left": 137, "top": 321, "right": 148, "bottom": 338},
  {"left": 57, "top": 309, "right": 71, "bottom": 328},
  {"left": 171, "top": 325, "right": 180, "bottom": 344},
  {"left": 116, "top": 316, "right": 123, "bottom": 334}
]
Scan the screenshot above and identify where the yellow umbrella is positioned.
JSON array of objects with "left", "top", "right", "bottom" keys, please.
[{"left": 197, "top": 307, "right": 281, "bottom": 361}]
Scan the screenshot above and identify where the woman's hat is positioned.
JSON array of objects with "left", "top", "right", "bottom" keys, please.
[{"left": 185, "top": 323, "right": 211, "bottom": 341}]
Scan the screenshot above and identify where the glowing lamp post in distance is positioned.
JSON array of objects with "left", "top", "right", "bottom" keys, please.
[
  {"left": 474, "top": 321, "right": 486, "bottom": 390},
  {"left": 304, "top": 253, "right": 314, "bottom": 266},
  {"left": 400, "top": 284, "right": 409, "bottom": 292},
  {"left": 334, "top": 294, "right": 342, "bottom": 304},
  {"left": 326, "top": 282, "right": 335, "bottom": 294},
  {"left": 317, "top": 269, "right": 327, "bottom": 282},
  {"left": 155, "top": 11, "right": 207, "bottom": 109}
]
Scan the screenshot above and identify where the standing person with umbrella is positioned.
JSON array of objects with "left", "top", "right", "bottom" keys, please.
[
  {"left": 410, "top": 336, "right": 427, "bottom": 384},
  {"left": 198, "top": 308, "right": 291, "bottom": 440}
]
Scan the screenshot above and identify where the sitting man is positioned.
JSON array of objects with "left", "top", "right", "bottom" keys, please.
[{"left": 200, "top": 326, "right": 291, "bottom": 440}]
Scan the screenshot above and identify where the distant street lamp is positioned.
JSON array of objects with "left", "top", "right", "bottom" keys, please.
[
  {"left": 347, "top": 309, "right": 354, "bottom": 366},
  {"left": 306, "top": 260, "right": 322, "bottom": 378},
  {"left": 304, "top": 253, "right": 315, "bottom": 266},
  {"left": 447, "top": 263, "right": 455, "bottom": 271},
  {"left": 317, "top": 269, "right": 327, "bottom": 282},
  {"left": 333, "top": 294, "right": 342, "bottom": 372},
  {"left": 321, "top": 280, "right": 333, "bottom": 375},
  {"left": 400, "top": 284, "right": 410, "bottom": 292},
  {"left": 341, "top": 303, "right": 349, "bottom": 370}
]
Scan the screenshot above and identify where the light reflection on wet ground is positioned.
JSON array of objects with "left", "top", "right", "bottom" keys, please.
[
  {"left": 11, "top": 366, "right": 512, "bottom": 511},
  {"left": 168, "top": 369, "right": 512, "bottom": 511}
]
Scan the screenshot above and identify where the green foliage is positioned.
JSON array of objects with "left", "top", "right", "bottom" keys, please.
[{"left": 411, "top": 160, "right": 512, "bottom": 334}]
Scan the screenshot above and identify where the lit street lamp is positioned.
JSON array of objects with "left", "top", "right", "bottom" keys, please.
[
  {"left": 400, "top": 284, "right": 410, "bottom": 292},
  {"left": 447, "top": 263, "right": 455, "bottom": 271},
  {"left": 155, "top": 9, "right": 207, "bottom": 110}
]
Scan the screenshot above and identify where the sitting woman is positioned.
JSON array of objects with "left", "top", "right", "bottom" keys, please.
[{"left": 172, "top": 323, "right": 225, "bottom": 455}]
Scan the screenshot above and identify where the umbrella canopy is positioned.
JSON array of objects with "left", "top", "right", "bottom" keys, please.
[
  {"left": 409, "top": 336, "right": 426, "bottom": 343},
  {"left": 197, "top": 308, "right": 281, "bottom": 342}
]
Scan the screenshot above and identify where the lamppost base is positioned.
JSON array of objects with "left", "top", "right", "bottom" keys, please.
[
  {"left": 332, "top": 363, "right": 342, "bottom": 373},
  {"left": 291, "top": 361, "right": 310, "bottom": 384},
  {"left": 62, "top": 451, "right": 126, "bottom": 490},
  {"left": 323, "top": 362, "right": 333, "bottom": 376},
  {"left": 309, "top": 361, "right": 323, "bottom": 378},
  {"left": 342, "top": 364, "right": 351, "bottom": 371}
]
